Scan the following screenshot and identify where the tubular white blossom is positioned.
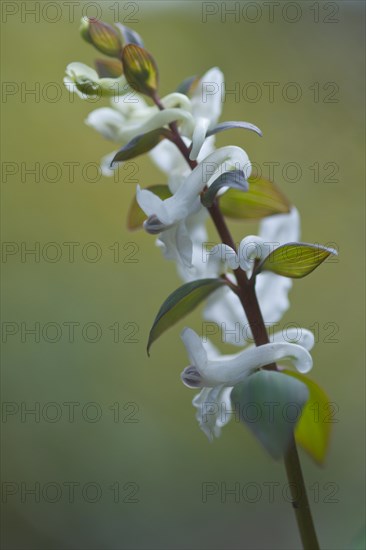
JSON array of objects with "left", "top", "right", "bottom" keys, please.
[
  {"left": 64, "top": 62, "right": 128, "bottom": 98},
  {"left": 189, "top": 329, "right": 314, "bottom": 440},
  {"left": 137, "top": 146, "right": 251, "bottom": 230},
  {"left": 123, "top": 108, "right": 195, "bottom": 143},
  {"left": 180, "top": 327, "right": 313, "bottom": 390}
]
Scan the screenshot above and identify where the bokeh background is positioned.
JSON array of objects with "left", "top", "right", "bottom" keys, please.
[{"left": 1, "top": 1, "right": 365, "bottom": 549}]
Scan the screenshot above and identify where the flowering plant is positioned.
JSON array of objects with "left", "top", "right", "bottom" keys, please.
[{"left": 65, "top": 18, "right": 338, "bottom": 549}]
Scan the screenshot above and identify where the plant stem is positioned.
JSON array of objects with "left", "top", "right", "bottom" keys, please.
[
  {"left": 284, "top": 434, "right": 320, "bottom": 549},
  {"left": 153, "top": 97, "right": 320, "bottom": 549},
  {"left": 209, "top": 190, "right": 320, "bottom": 550}
]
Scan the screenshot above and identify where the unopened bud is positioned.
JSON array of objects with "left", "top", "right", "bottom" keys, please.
[
  {"left": 80, "top": 17, "right": 122, "bottom": 58},
  {"left": 122, "top": 44, "right": 159, "bottom": 98}
]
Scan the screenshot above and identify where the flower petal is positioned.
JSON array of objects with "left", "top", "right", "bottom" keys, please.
[
  {"left": 181, "top": 328, "right": 208, "bottom": 368},
  {"left": 271, "top": 328, "right": 315, "bottom": 351},
  {"left": 160, "top": 146, "right": 251, "bottom": 226},
  {"left": 154, "top": 222, "right": 195, "bottom": 266},
  {"left": 192, "top": 341, "right": 313, "bottom": 387},
  {"left": 161, "top": 92, "right": 192, "bottom": 112},
  {"left": 100, "top": 150, "right": 118, "bottom": 177},
  {"left": 209, "top": 244, "right": 239, "bottom": 270},
  {"left": 204, "top": 284, "right": 249, "bottom": 346},
  {"left": 136, "top": 185, "right": 167, "bottom": 221},
  {"left": 149, "top": 139, "right": 190, "bottom": 176},
  {"left": 259, "top": 207, "right": 300, "bottom": 244},
  {"left": 190, "top": 117, "right": 210, "bottom": 160},
  {"left": 256, "top": 272, "right": 292, "bottom": 324},
  {"left": 238, "top": 235, "right": 266, "bottom": 271},
  {"left": 207, "top": 120, "right": 263, "bottom": 138},
  {"left": 85, "top": 107, "right": 125, "bottom": 141},
  {"left": 192, "top": 384, "right": 233, "bottom": 441},
  {"left": 191, "top": 67, "right": 224, "bottom": 125},
  {"left": 121, "top": 108, "right": 195, "bottom": 142}
]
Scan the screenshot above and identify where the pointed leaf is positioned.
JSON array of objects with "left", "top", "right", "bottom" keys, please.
[
  {"left": 231, "top": 370, "right": 309, "bottom": 460},
  {"left": 256, "top": 242, "right": 338, "bottom": 278},
  {"left": 116, "top": 23, "right": 144, "bottom": 47},
  {"left": 111, "top": 128, "right": 168, "bottom": 165},
  {"left": 207, "top": 121, "right": 262, "bottom": 138},
  {"left": 201, "top": 170, "right": 248, "bottom": 208},
  {"left": 148, "top": 278, "right": 228, "bottom": 355},
  {"left": 127, "top": 185, "right": 171, "bottom": 230},
  {"left": 95, "top": 58, "right": 123, "bottom": 78},
  {"left": 122, "top": 44, "right": 158, "bottom": 97},
  {"left": 219, "top": 175, "right": 291, "bottom": 219},
  {"left": 283, "top": 370, "right": 333, "bottom": 464}
]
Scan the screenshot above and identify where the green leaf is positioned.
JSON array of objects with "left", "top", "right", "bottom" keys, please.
[
  {"left": 231, "top": 370, "right": 309, "bottom": 460},
  {"left": 95, "top": 58, "right": 123, "bottom": 78},
  {"left": 219, "top": 175, "right": 291, "bottom": 219},
  {"left": 256, "top": 242, "right": 337, "bottom": 278},
  {"left": 127, "top": 185, "right": 171, "bottom": 230},
  {"left": 122, "top": 44, "right": 158, "bottom": 97},
  {"left": 80, "top": 17, "right": 122, "bottom": 57},
  {"left": 147, "top": 278, "right": 228, "bottom": 355},
  {"left": 111, "top": 128, "right": 168, "bottom": 165},
  {"left": 201, "top": 170, "right": 248, "bottom": 208},
  {"left": 283, "top": 370, "right": 332, "bottom": 464}
]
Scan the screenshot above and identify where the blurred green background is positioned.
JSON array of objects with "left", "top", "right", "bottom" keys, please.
[{"left": 1, "top": 1, "right": 365, "bottom": 549}]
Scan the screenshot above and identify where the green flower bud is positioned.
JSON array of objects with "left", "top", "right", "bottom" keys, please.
[
  {"left": 122, "top": 44, "right": 158, "bottom": 98},
  {"left": 80, "top": 17, "right": 122, "bottom": 58},
  {"left": 95, "top": 58, "right": 123, "bottom": 78}
]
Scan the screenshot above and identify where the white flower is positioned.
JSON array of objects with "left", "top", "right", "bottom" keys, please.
[
  {"left": 122, "top": 67, "right": 224, "bottom": 166},
  {"left": 192, "top": 384, "right": 233, "bottom": 441},
  {"left": 189, "top": 67, "right": 224, "bottom": 160},
  {"left": 149, "top": 135, "right": 216, "bottom": 186},
  {"left": 182, "top": 327, "right": 314, "bottom": 440},
  {"left": 174, "top": 209, "right": 222, "bottom": 280},
  {"left": 137, "top": 146, "right": 251, "bottom": 231},
  {"left": 137, "top": 146, "right": 251, "bottom": 267},
  {"left": 156, "top": 207, "right": 223, "bottom": 274},
  {"left": 209, "top": 235, "right": 268, "bottom": 273},
  {"left": 64, "top": 62, "right": 128, "bottom": 99},
  {"left": 155, "top": 220, "right": 193, "bottom": 267},
  {"left": 181, "top": 327, "right": 313, "bottom": 389},
  {"left": 203, "top": 208, "right": 301, "bottom": 346},
  {"left": 147, "top": 69, "right": 225, "bottom": 180},
  {"left": 86, "top": 92, "right": 194, "bottom": 144},
  {"left": 188, "top": 67, "right": 262, "bottom": 161}
]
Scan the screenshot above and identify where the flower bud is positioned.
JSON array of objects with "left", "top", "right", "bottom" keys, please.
[
  {"left": 95, "top": 58, "right": 123, "bottom": 78},
  {"left": 80, "top": 17, "right": 122, "bottom": 58},
  {"left": 122, "top": 44, "right": 158, "bottom": 98}
]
